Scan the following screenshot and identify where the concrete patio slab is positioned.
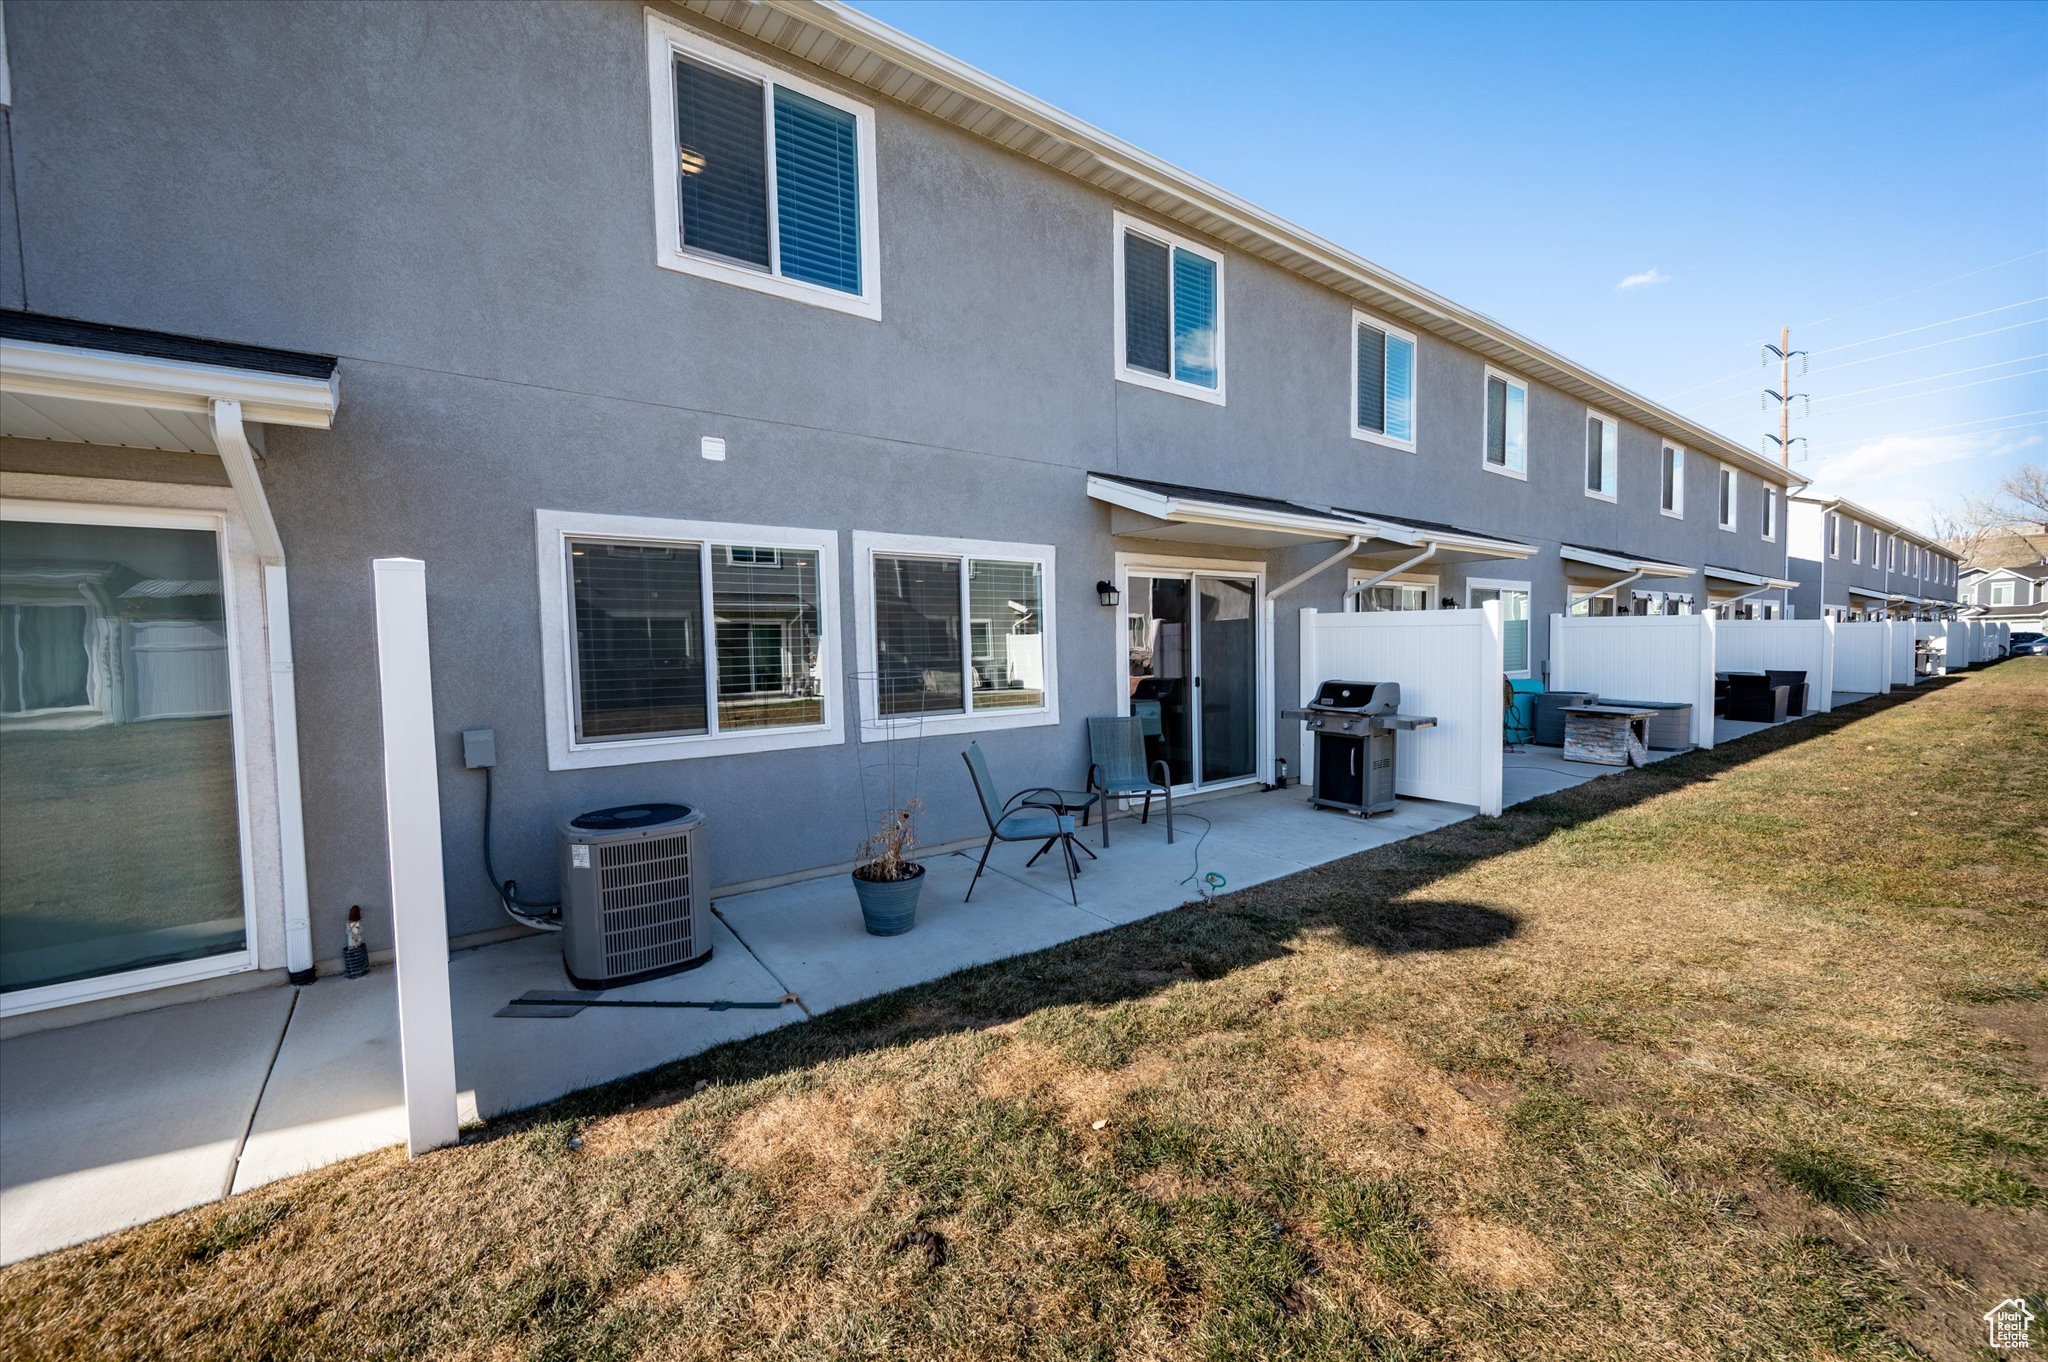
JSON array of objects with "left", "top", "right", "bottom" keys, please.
[{"left": 0, "top": 986, "right": 293, "bottom": 1264}]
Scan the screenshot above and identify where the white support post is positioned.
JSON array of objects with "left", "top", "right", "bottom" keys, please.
[
  {"left": 372, "top": 557, "right": 459, "bottom": 1157},
  {"left": 1694, "top": 614, "right": 1718, "bottom": 749},
  {"left": 1817, "top": 616, "right": 1837, "bottom": 713},
  {"left": 1477, "top": 601, "right": 1504, "bottom": 817},
  {"left": 264, "top": 563, "right": 316, "bottom": 980}
]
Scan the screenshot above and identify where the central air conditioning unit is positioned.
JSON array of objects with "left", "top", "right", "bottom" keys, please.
[{"left": 559, "top": 802, "right": 711, "bottom": 989}]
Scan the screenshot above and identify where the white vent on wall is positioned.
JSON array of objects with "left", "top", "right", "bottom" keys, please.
[{"left": 700, "top": 436, "right": 727, "bottom": 461}]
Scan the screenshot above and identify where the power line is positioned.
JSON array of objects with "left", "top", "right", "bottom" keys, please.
[
  {"left": 1807, "top": 316, "right": 2047, "bottom": 374},
  {"left": 1815, "top": 353, "right": 2048, "bottom": 403},
  {"left": 1809, "top": 297, "right": 2048, "bottom": 356},
  {"left": 1796, "top": 248, "right": 2048, "bottom": 331},
  {"left": 1808, "top": 365, "right": 2048, "bottom": 417},
  {"left": 1801, "top": 408, "right": 2048, "bottom": 453},
  {"left": 1804, "top": 417, "right": 2048, "bottom": 465},
  {"left": 1664, "top": 362, "right": 1766, "bottom": 402}
]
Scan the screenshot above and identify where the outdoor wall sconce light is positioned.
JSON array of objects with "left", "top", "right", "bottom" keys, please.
[{"left": 1096, "top": 580, "right": 1121, "bottom": 607}]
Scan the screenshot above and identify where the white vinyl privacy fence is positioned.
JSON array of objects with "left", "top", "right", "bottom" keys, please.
[
  {"left": 1891, "top": 620, "right": 1918, "bottom": 687},
  {"left": 1713, "top": 619, "right": 1836, "bottom": 714},
  {"left": 1832, "top": 622, "right": 1891, "bottom": 695},
  {"left": 1298, "top": 605, "right": 1504, "bottom": 815},
  {"left": 1549, "top": 614, "right": 1717, "bottom": 748}
]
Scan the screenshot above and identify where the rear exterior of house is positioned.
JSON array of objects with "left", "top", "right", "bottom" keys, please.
[
  {"left": 1959, "top": 563, "right": 2048, "bottom": 632},
  {"left": 0, "top": 0, "right": 1806, "bottom": 1019},
  {"left": 1786, "top": 494, "right": 1963, "bottom": 622}
]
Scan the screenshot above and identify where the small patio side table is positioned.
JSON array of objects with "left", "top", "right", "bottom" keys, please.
[
  {"left": 1021, "top": 789, "right": 1102, "bottom": 871},
  {"left": 1561, "top": 704, "right": 1653, "bottom": 768}
]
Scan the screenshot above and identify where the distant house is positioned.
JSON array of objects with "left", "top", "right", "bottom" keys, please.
[{"left": 1959, "top": 561, "right": 2048, "bottom": 634}]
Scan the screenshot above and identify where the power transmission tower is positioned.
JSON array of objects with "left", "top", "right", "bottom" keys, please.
[{"left": 1762, "top": 326, "right": 1809, "bottom": 463}]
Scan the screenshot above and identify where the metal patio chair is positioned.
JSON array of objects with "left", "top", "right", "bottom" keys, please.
[
  {"left": 961, "top": 742, "right": 1090, "bottom": 905},
  {"left": 1086, "top": 716, "right": 1173, "bottom": 849}
]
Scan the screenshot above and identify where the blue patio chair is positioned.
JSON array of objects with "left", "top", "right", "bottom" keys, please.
[
  {"left": 961, "top": 742, "right": 1088, "bottom": 905},
  {"left": 1086, "top": 716, "right": 1173, "bottom": 849}
]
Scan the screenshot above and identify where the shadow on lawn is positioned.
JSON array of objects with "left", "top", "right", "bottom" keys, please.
[{"left": 486, "top": 674, "right": 1974, "bottom": 1136}]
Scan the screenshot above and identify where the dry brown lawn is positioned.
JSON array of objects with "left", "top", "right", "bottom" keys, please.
[{"left": 2, "top": 663, "right": 2044, "bottom": 1361}]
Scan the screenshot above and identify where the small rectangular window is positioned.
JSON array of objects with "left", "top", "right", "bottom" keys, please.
[
  {"left": 1661, "top": 445, "right": 1685, "bottom": 516},
  {"left": 1484, "top": 370, "right": 1528, "bottom": 477},
  {"left": 1718, "top": 465, "right": 1737, "bottom": 531},
  {"left": 647, "top": 15, "right": 879, "bottom": 318},
  {"left": 1827, "top": 513, "right": 1839, "bottom": 557},
  {"left": 1585, "top": 412, "right": 1617, "bottom": 500},
  {"left": 1762, "top": 487, "right": 1778, "bottom": 541},
  {"left": 1469, "top": 582, "right": 1531, "bottom": 674},
  {"left": 1114, "top": 213, "right": 1224, "bottom": 402},
  {"left": 1352, "top": 312, "right": 1417, "bottom": 450}
]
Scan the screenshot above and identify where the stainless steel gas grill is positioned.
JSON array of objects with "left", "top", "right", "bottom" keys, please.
[{"left": 1281, "top": 679, "right": 1438, "bottom": 816}]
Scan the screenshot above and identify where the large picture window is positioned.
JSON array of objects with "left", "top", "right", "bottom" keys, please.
[
  {"left": 537, "top": 511, "right": 840, "bottom": 769},
  {"left": 645, "top": 13, "right": 880, "bottom": 318},
  {"left": 855, "top": 533, "right": 1058, "bottom": 739},
  {"left": 1114, "top": 212, "right": 1225, "bottom": 403}
]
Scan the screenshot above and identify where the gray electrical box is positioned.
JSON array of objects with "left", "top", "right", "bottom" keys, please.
[{"left": 461, "top": 727, "right": 497, "bottom": 769}]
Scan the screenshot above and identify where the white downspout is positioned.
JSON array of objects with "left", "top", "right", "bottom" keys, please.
[
  {"left": 1569, "top": 569, "right": 1647, "bottom": 612},
  {"left": 212, "top": 399, "right": 316, "bottom": 984},
  {"left": 1342, "top": 542, "right": 1441, "bottom": 607},
  {"left": 1265, "top": 535, "right": 1366, "bottom": 603}
]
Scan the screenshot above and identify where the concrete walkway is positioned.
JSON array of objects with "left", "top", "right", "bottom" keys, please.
[{"left": 0, "top": 696, "right": 1874, "bottom": 1264}]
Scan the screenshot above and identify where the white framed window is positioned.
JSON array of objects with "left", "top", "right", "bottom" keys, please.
[
  {"left": 1852, "top": 522, "right": 1863, "bottom": 563},
  {"left": 1661, "top": 444, "right": 1685, "bottom": 518},
  {"left": 1113, "top": 211, "right": 1224, "bottom": 404},
  {"left": 535, "top": 510, "right": 841, "bottom": 770},
  {"left": 1717, "top": 464, "right": 1738, "bottom": 531},
  {"left": 1827, "top": 512, "right": 1839, "bottom": 557},
  {"left": 1345, "top": 569, "right": 1437, "bottom": 612},
  {"left": 1584, "top": 410, "right": 1618, "bottom": 501},
  {"left": 1887, "top": 535, "right": 1897, "bottom": 571},
  {"left": 1483, "top": 367, "right": 1528, "bottom": 478},
  {"left": 1991, "top": 580, "right": 2015, "bottom": 606},
  {"left": 853, "top": 531, "right": 1058, "bottom": 740},
  {"left": 1761, "top": 486, "right": 1778, "bottom": 542},
  {"left": 644, "top": 12, "right": 881, "bottom": 320},
  {"left": 1467, "top": 578, "right": 1532, "bottom": 676},
  {"left": 1351, "top": 310, "right": 1416, "bottom": 450}
]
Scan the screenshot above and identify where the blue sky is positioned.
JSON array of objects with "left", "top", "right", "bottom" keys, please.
[{"left": 860, "top": 0, "right": 2048, "bottom": 532}]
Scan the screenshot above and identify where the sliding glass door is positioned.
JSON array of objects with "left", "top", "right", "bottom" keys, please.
[{"left": 1124, "top": 569, "right": 1259, "bottom": 790}]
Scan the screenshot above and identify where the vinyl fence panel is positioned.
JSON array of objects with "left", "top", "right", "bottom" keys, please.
[
  {"left": 1549, "top": 613, "right": 1717, "bottom": 748},
  {"left": 1890, "top": 620, "right": 1918, "bottom": 687},
  {"left": 1712, "top": 619, "right": 1835, "bottom": 714},
  {"left": 1832, "top": 622, "right": 1890, "bottom": 695},
  {"left": 1298, "top": 605, "right": 1504, "bottom": 814}
]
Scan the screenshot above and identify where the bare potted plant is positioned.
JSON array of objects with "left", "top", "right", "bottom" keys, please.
[{"left": 851, "top": 798, "right": 924, "bottom": 935}]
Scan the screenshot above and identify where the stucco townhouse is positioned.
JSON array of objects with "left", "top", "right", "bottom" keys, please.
[
  {"left": 1786, "top": 494, "right": 1963, "bottom": 623},
  {"left": 1958, "top": 561, "right": 2048, "bottom": 634},
  {"left": 0, "top": 0, "right": 1811, "bottom": 1020}
]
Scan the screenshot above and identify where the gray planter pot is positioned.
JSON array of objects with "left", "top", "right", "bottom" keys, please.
[{"left": 852, "top": 863, "right": 924, "bottom": 936}]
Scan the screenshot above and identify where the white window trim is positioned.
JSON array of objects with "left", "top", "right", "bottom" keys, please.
[
  {"left": 1344, "top": 568, "right": 1439, "bottom": 612},
  {"left": 1467, "top": 576, "right": 1533, "bottom": 677},
  {"left": 535, "top": 509, "right": 843, "bottom": 770},
  {"left": 644, "top": 12, "right": 882, "bottom": 321},
  {"left": 1660, "top": 444, "right": 1685, "bottom": 519},
  {"left": 0, "top": 496, "right": 261, "bottom": 1015},
  {"left": 1481, "top": 365, "right": 1529, "bottom": 480},
  {"left": 1349, "top": 308, "right": 1417, "bottom": 452},
  {"left": 853, "top": 530, "right": 1059, "bottom": 741},
  {"left": 1112, "top": 210, "right": 1226, "bottom": 406},
  {"left": 1828, "top": 512, "right": 1839, "bottom": 558},
  {"left": 1717, "top": 464, "right": 1738, "bottom": 532},
  {"left": 1991, "top": 581, "right": 2014, "bottom": 606},
  {"left": 1761, "top": 486, "right": 1778, "bottom": 543},
  {"left": 1584, "top": 408, "right": 1618, "bottom": 503}
]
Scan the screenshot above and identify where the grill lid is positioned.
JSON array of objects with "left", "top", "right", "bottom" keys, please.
[
  {"left": 570, "top": 802, "right": 693, "bottom": 832},
  {"left": 1307, "top": 679, "right": 1400, "bottom": 713}
]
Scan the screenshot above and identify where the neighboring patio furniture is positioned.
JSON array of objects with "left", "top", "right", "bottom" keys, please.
[
  {"left": 962, "top": 742, "right": 1088, "bottom": 904},
  {"left": 1086, "top": 716, "right": 1174, "bottom": 848},
  {"left": 1533, "top": 690, "right": 1596, "bottom": 746},
  {"left": 1763, "top": 668, "right": 1808, "bottom": 716},
  {"left": 1723, "top": 672, "right": 1789, "bottom": 723},
  {"left": 1561, "top": 704, "right": 1652, "bottom": 767},
  {"left": 1599, "top": 698, "right": 1694, "bottom": 750}
]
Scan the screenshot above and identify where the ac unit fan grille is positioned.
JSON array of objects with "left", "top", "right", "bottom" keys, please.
[{"left": 596, "top": 834, "right": 694, "bottom": 977}]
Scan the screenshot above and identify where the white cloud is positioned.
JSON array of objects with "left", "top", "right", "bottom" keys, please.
[
  {"left": 1615, "top": 267, "right": 1671, "bottom": 291},
  {"left": 1808, "top": 429, "right": 2043, "bottom": 530}
]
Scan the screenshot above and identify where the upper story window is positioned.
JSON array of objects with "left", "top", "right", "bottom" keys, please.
[
  {"left": 645, "top": 14, "right": 880, "bottom": 320},
  {"left": 1887, "top": 535, "right": 1897, "bottom": 570},
  {"left": 1991, "top": 580, "right": 2015, "bottom": 606},
  {"left": 1827, "top": 512, "right": 1839, "bottom": 557},
  {"left": 1661, "top": 445, "right": 1685, "bottom": 517},
  {"left": 1717, "top": 464, "right": 1737, "bottom": 531},
  {"left": 1761, "top": 486, "right": 1778, "bottom": 541},
  {"left": 1351, "top": 311, "right": 1416, "bottom": 450},
  {"left": 1114, "top": 212, "right": 1224, "bottom": 403},
  {"left": 535, "top": 510, "right": 842, "bottom": 770},
  {"left": 1852, "top": 522, "right": 1863, "bottom": 563},
  {"left": 1584, "top": 411, "right": 1618, "bottom": 501},
  {"left": 1483, "top": 368, "right": 1528, "bottom": 478}
]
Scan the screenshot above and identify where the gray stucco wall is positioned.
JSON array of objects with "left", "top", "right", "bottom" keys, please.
[{"left": 3, "top": 0, "right": 1802, "bottom": 957}]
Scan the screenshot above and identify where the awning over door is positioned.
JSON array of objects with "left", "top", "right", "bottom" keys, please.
[
  {"left": 1560, "top": 542, "right": 1695, "bottom": 589},
  {"left": 1702, "top": 565, "right": 1798, "bottom": 599},
  {"left": 1086, "top": 473, "right": 1535, "bottom": 565}
]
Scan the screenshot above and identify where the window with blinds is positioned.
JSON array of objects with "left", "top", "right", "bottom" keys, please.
[
  {"left": 1585, "top": 413, "right": 1617, "bottom": 499},
  {"left": 1762, "top": 487, "right": 1778, "bottom": 541},
  {"left": 1470, "top": 585, "right": 1531, "bottom": 673},
  {"left": 1484, "top": 371, "right": 1527, "bottom": 475},
  {"left": 651, "top": 17, "right": 874, "bottom": 313},
  {"left": 1116, "top": 214, "right": 1223, "bottom": 398},
  {"left": 570, "top": 538, "right": 824, "bottom": 742},
  {"left": 1354, "top": 313, "right": 1416, "bottom": 448},
  {"left": 872, "top": 554, "right": 1047, "bottom": 719},
  {"left": 1718, "top": 466, "right": 1738, "bottom": 530}
]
